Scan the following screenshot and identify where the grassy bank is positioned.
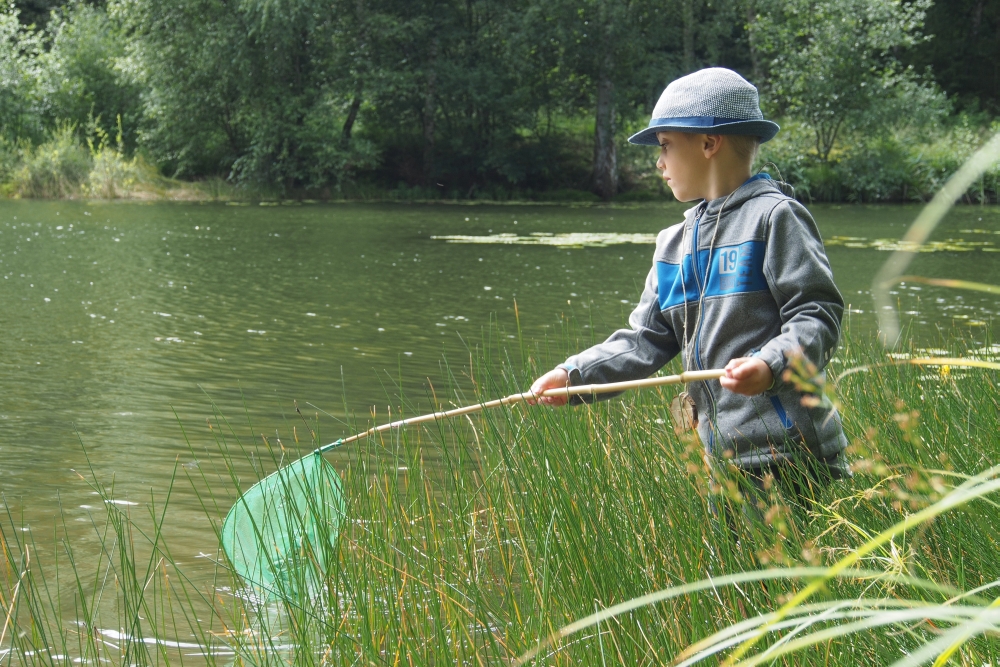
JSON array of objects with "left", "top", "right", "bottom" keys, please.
[{"left": 0, "top": 321, "right": 997, "bottom": 665}]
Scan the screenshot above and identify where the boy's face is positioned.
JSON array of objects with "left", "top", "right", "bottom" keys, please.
[{"left": 655, "top": 131, "right": 712, "bottom": 202}]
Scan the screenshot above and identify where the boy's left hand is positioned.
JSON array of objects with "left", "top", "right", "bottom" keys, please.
[{"left": 721, "top": 357, "right": 774, "bottom": 396}]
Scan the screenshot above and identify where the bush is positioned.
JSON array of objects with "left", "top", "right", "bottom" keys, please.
[
  {"left": 1, "top": 115, "right": 188, "bottom": 200},
  {"left": 836, "top": 138, "right": 914, "bottom": 203},
  {"left": 10, "top": 124, "right": 91, "bottom": 198},
  {"left": 85, "top": 146, "right": 152, "bottom": 199},
  {"left": 0, "top": 136, "right": 16, "bottom": 185},
  {"left": 83, "top": 117, "right": 150, "bottom": 198},
  {"left": 755, "top": 115, "right": 1000, "bottom": 204}
]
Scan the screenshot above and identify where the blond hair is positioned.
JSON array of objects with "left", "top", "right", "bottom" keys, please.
[{"left": 727, "top": 134, "right": 760, "bottom": 167}]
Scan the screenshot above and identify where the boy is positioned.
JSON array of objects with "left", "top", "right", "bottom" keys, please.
[{"left": 530, "top": 68, "right": 849, "bottom": 519}]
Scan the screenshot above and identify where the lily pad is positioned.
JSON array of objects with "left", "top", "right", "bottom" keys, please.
[
  {"left": 431, "top": 232, "right": 657, "bottom": 248},
  {"left": 824, "top": 236, "right": 996, "bottom": 252}
]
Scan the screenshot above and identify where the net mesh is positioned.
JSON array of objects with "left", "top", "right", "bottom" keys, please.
[{"left": 221, "top": 452, "right": 345, "bottom": 597}]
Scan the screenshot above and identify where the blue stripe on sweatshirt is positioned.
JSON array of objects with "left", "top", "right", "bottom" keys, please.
[{"left": 656, "top": 240, "right": 768, "bottom": 310}]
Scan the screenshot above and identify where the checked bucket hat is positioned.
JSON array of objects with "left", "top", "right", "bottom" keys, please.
[{"left": 628, "top": 67, "right": 779, "bottom": 146}]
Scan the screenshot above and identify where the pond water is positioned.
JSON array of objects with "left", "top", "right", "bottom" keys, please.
[{"left": 0, "top": 199, "right": 997, "bottom": 649}]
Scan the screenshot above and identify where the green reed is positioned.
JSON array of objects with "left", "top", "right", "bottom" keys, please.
[{"left": 0, "top": 319, "right": 997, "bottom": 665}]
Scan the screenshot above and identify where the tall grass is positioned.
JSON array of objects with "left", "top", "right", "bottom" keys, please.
[
  {"left": 0, "top": 118, "right": 212, "bottom": 201},
  {"left": 8, "top": 124, "right": 91, "bottom": 198},
  {"left": 0, "top": 319, "right": 996, "bottom": 665}
]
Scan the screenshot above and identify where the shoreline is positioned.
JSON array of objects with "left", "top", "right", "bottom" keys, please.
[{"left": 5, "top": 193, "right": 999, "bottom": 207}]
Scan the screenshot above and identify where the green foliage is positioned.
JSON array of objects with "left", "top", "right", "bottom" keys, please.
[
  {"left": 83, "top": 116, "right": 152, "bottom": 198},
  {"left": 0, "top": 3, "right": 139, "bottom": 148},
  {"left": 0, "top": 0, "right": 997, "bottom": 201},
  {"left": 38, "top": 3, "right": 142, "bottom": 150},
  {"left": 902, "top": 0, "right": 1000, "bottom": 114},
  {"left": 1, "top": 114, "right": 192, "bottom": 199},
  {"left": 753, "top": 0, "right": 947, "bottom": 162},
  {"left": 758, "top": 116, "right": 1000, "bottom": 203},
  {"left": 10, "top": 123, "right": 91, "bottom": 197},
  {"left": 0, "top": 6, "right": 45, "bottom": 143},
  {"left": 11, "top": 0, "right": 64, "bottom": 29},
  {"left": 112, "top": 0, "right": 380, "bottom": 188},
  {"left": 0, "top": 136, "right": 17, "bottom": 189}
]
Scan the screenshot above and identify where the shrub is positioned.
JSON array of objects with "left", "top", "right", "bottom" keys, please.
[
  {"left": 10, "top": 124, "right": 91, "bottom": 198},
  {"left": 0, "top": 136, "right": 16, "bottom": 184},
  {"left": 755, "top": 115, "right": 1000, "bottom": 204},
  {"left": 83, "top": 117, "right": 148, "bottom": 198}
]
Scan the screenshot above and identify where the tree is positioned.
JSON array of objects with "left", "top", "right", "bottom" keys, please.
[
  {"left": 902, "top": 0, "right": 1000, "bottom": 113},
  {"left": 356, "top": 0, "right": 558, "bottom": 193},
  {"left": 518, "top": 0, "right": 684, "bottom": 200},
  {"left": 39, "top": 4, "right": 141, "bottom": 149},
  {"left": 752, "top": 0, "right": 946, "bottom": 162},
  {"left": 113, "top": 0, "right": 376, "bottom": 187},
  {"left": 0, "top": 6, "right": 45, "bottom": 143},
  {"left": 12, "top": 0, "right": 64, "bottom": 29}
]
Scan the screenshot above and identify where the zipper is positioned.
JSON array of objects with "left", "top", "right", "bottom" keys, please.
[
  {"left": 691, "top": 215, "right": 703, "bottom": 295},
  {"left": 689, "top": 208, "right": 718, "bottom": 448},
  {"left": 690, "top": 215, "right": 704, "bottom": 372}
]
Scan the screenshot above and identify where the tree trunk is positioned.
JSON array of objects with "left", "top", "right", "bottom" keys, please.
[
  {"left": 972, "top": 0, "right": 985, "bottom": 38},
  {"left": 343, "top": 0, "right": 366, "bottom": 144},
  {"left": 746, "top": 1, "right": 762, "bottom": 81},
  {"left": 593, "top": 54, "right": 617, "bottom": 201},
  {"left": 423, "top": 38, "right": 438, "bottom": 184},
  {"left": 342, "top": 88, "right": 362, "bottom": 143},
  {"left": 816, "top": 118, "right": 843, "bottom": 162},
  {"left": 682, "top": 0, "right": 696, "bottom": 73}
]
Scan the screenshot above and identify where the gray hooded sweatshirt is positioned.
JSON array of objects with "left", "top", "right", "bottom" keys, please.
[{"left": 561, "top": 175, "right": 849, "bottom": 473}]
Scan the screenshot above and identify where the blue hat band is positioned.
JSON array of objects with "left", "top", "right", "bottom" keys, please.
[
  {"left": 647, "top": 116, "right": 748, "bottom": 128},
  {"left": 628, "top": 116, "right": 780, "bottom": 145}
]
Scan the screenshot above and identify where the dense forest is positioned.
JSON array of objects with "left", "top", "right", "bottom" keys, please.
[{"left": 2, "top": 0, "right": 1000, "bottom": 201}]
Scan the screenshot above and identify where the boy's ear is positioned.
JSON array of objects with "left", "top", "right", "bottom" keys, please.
[{"left": 702, "top": 134, "right": 724, "bottom": 159}]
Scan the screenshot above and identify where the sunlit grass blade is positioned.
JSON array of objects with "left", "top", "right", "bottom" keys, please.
[
  {"left": 728, "top": 607, "right": 1000, "bottom": 667},
  {"left": 896, "top": 275, "right": 1000, "bottom": 296},
  {"left": 924, "top": 595, "right": 1000, "bottom": 667},
  {"left": 683, "top": 604, "right": 1000, "bottom": 667},
  {"left": 873, "top": 130, "right": 1000, "bottom": 346},
  {"left": 721, "top": 465, "right": 1000, "bottom": 665},
  {"left": 676, "top": 599, "right": 958, "bottom": 666},
  {"left": 674, "top": 583, "right": 1000, "bottom": 667},
  {"left": 835, "top": 356, "right": 1000, "bottom": 381},
  {"left": 512, "top": 567, "right": 939, "bottom": 665}
]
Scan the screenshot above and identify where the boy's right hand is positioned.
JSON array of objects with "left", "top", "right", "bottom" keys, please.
[{"left": 529, "top": 368, "right": 571, "bottom": 407}]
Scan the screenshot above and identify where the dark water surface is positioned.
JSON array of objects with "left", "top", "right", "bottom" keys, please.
[{"left": 0, "top": 199, "right": 997, "bottom": 643}]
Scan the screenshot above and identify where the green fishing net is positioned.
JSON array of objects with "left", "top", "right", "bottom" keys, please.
[{"left": 222, "top": 450, "right": 345, "bottom": 597}]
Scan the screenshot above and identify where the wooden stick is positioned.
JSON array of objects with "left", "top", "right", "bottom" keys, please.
[{"left": 319, "top": 369, "right": 725, "bottom": 452}]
